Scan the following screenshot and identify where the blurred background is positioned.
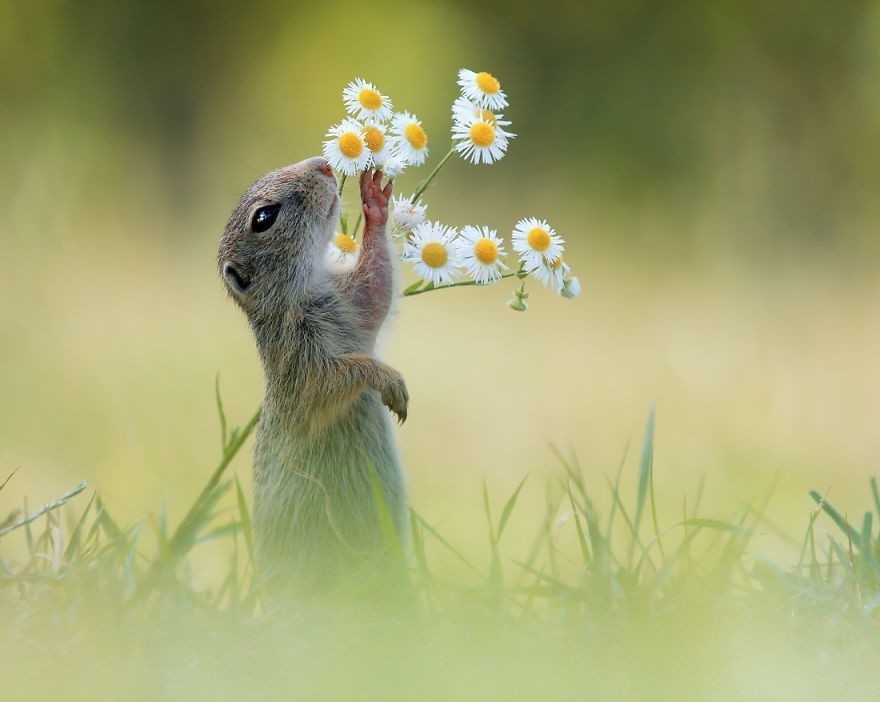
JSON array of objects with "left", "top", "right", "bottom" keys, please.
[{"left": 2, "top": 0, "right": 879, "bottom": 573}]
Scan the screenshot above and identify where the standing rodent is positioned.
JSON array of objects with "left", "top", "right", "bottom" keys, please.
[{"left": 218, "top": 157, "right": 408, "bottom": 597}]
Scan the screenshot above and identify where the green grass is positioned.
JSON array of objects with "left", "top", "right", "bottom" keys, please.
[{"left": 2, "top": 403, "right": 880, "bottom": 701}]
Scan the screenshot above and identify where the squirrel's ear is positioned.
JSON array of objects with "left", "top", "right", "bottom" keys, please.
[{"left": 222, "top": 260, "right": 252, "bottom": 301}]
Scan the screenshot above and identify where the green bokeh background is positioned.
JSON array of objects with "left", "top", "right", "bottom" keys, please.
[{"left": 2, "top": 1, "right": 880, "bottom": 575}]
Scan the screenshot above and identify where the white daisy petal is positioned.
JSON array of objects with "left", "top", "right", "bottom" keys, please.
[
  {"left": 531, "top": 257, "right": 568, "bottom": 293},
  {"left": 388, "top": 112, "right": 429, "bottom": 166},
  {"left": 457, "top": 68, "right": 508, "bottom": 111},
  {"left": 322, "top": 119, "right": 372, "bottom": 175},
  {"left": 342, "top": 78, "right": 393, "bottom": 123},
  {"left": 451, "top": 96, "right": 511, "bottom": 127},
  {"left": 459, "top": 225, "right": 508, "bottom": 284},
  {"left": 401, "top": 221, "right": 464, "bottom": 287},
  {"left": 511, "top": 217, "right": 565, "bottom": 271}
]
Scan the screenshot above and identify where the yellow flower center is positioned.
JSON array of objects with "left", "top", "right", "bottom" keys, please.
[
  {"left": 469, "top": 121, "right": 495, "bottom": 148},
  {"left": 527, "top": 228, "right": 551, "bottom": 251},
  {"left": 474, "top": 237, "right": 499, "bottom": 265},
  {"left": 334, "top": 233, "right": 358, "bottom": 254},
  {"left": 421, "top": 242, "right": 447, "bottom": 268},
  {"left": 476, "top": 71, "right": 501, "bottom": 95},
  {"left": 363, "top": 125, "right": 384, "bottom": 152},
  {"left": 338, "top": 132, "right": 363, "bottom": 159},
  {"left": 477, "top": 108, "right": 496, "bottom": 123},
  {"left": 405, "top": 122, "right": 427, "bottom": 150},
  {"left": 358, "top": 88, "right": 383, "bottom": 110}
]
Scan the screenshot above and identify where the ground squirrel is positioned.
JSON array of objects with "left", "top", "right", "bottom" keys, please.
[{"left": 218, "top": 158, "right": 408, "bottom": 596}]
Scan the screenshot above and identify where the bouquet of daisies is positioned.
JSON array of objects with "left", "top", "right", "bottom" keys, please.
[{"left": 322, "top": 69, "right": 580, "bottom": 310}]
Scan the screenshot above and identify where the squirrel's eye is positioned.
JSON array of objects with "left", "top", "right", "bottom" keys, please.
[{"left": 251, "top": 204, "right": 280, "bottom": 233}]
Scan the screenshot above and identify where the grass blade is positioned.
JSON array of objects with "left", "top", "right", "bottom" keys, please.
[
  {"left": 215, "top": 373, "right": 228, "bottom": 450},
  {"left": 568, "top": 486, "right": 591, "bottom": 564},
  {"left": 629, "top": 406, "right": 655, "bottom": 569},
  {"left": 809, "top": 490, "right": 861, "bottom": 549},
  {"left": 496, "top": 476, "right": 527, "bottom": 543},
  {"left": 369, "top": 463, "right": 403, "bottom": 559},
  {"left": 234, "top": 476, "right": 256, "bottom": 573},
  {"left": 63, "top": 491, "right": 97, "bottom": 561},
  {"left": 0, "top": 468, "right": 19, "bottom": 492},
  {"left": 411, "top": 511, "right": 484, "bottom": 580},
  {"left": 0, "top": 482, "right": 88, "bottom": 540}
]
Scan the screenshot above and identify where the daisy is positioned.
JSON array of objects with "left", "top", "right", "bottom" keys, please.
[
  {"left": 451, "top": 96, "right": 511, "bottom": 128},
  {"left": 322, "top": 119, "right": 371, "bottom": 175},
  {"left": 326, "top": 232, "right": 360, "bottom": 268},
  {"left": 342, "top": 78, "right": 393, "bottom": 123},
  {"left": 402, "top": 221, "right": 463, "bottom": 287},
  {"left": 362, "top": 121, "right": 390, "bottom": 166},
  {"left": 511, "top": 217, "right": 564, "bottom": 271},
  {"left": 457, "top": 68, "right": 508, "bottom": 111},
  {"left": 459, "top": 225, "right": 508, "bottom": 284},
  {"left": 452, "top": 112, "right": 515, "bottom": 165},
  {"left": 531, "top": 256, "right": 569, "bottom": 293},
  {"left": 389, "top": 112, "right": 429, "bottom": 166},
  {"left": 390, "top": 194, "right": 427, "bottom": 233}
]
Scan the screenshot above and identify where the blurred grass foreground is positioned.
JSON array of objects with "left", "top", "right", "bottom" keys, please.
[
  {"left": 3, "top": 1, "right": 880, "bottom": 700},
  {"left": 3, "top": 407, "right": 880, "bottom": 701}
]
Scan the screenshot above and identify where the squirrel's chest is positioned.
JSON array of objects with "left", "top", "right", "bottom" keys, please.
[{"left": 294, "top": 300, "right": 371, "bottom": 356}]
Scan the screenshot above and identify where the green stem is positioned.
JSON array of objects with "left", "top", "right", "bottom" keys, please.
[
  {"left": 402, "top": 271, "right": 520, "bottom": 297},
  {"left": 411, "top": 146, "right": 456, "bottom": 202},
  {"left": 338, "top": 173, "right": 347, "bottom": 196}
]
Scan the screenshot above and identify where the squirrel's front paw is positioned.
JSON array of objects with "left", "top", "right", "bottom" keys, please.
[
  {"left": 379, "top": 368, "right": 409, "bottom": 425},
  {"left": 360, "top": 169, "right": 393, "bottom": 229}
]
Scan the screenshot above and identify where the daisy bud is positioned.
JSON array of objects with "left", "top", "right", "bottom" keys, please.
[
  {"left": 391, "top": 195, "right": 427, "bottom": 232},
  {"left": 383, "top": 154, "right": 408, "bottom": 179},
  {"left": 561, "top": 276, "right": 581, "bottom": 300}
]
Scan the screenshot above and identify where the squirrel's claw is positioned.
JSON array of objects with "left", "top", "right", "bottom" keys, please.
[{"left": 379, "top": 372, "right": 409, "bottom": 426}]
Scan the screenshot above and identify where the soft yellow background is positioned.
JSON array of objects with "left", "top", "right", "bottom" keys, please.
[{"left": 2, "top": 1, "right": 880, "bottom": 572}]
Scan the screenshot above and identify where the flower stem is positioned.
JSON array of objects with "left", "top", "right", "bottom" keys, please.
[
  {"left": 402, "top": 271, "right": 520, "bottom": 297},
  {"left": 411, "top": 146, "right": 456, "bottom": 202},
  {"left": 338, "top": 173, "right": 347, "bottom": 196}
]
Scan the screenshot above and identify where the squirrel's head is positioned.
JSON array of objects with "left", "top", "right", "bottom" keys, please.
[{"left": 218, "top": 157, "right": 339, "bottom": 318}]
